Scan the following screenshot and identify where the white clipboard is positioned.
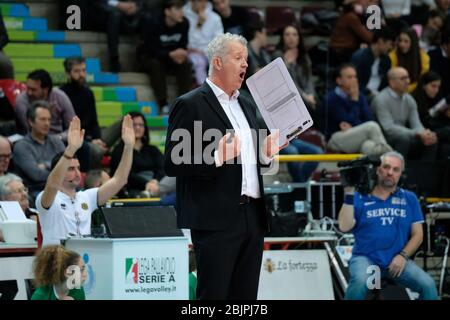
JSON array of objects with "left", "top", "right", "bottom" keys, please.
[{"left": 246, "top": 57, "right": 313, "bottom": 144}]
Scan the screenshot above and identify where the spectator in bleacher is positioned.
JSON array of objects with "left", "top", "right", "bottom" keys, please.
[
  {"left": 329, "top": 0, "right": 373, "bottom": 67},
  {"left": 35, "top": 115, "right": 134, "bottom": 246},
  {"left": 15, "top": 69, "right": 91, "bottom": 171},
  {"left": 420, "top": 9, "right": 444, "bottom": 51},
  {"left": 409, "top": 0, "right": 435, "bottom": 26},
  {"left": 412, "top": 71, "right": 450, "bottom": 158},
  {"left": 15, "top": 69, "right": 76, "bottom": 142},
  {"left": 273, "top": 24, "right": 317, "bottom": 110},
  {"left": 243, "top": 20, "right": 271, "bottom": 79},
  {"left": 138, "top": 0, "right": 193, "bottom": 115},
  {"left": 262, "top": 24, "right": 324, "bottom": 182},
  {"left": 325, "top": 63, "right": 392, "bottom": 155},
  {"left": 0, "top": 173, "right": 37, "bottom": 220},
  {"left": 371, "top": 67, "right": 438, "bottom": 161},
  {"left": 351, "top": 28, "right": 395, "bottom": 99},
  {"left": 212, "top": 0, "right": 250, "bottom": 35},
  {"left": 60, "top": 57, "right": 109, "bottom": 167},
  {"left": 382, "top": 0, "right": 412, "bottom": 19},
  {"left": 84, "top": 169, "right": 111, "bottom": 189},
  {"left": 110, "top": 111, "right": 164, "bottom": 197},
  {"left": 434, "top": 0, "right": 450, "bottom": 21},
  {"left": 338, "top": 151, "right": 438, "bottom": 300},
  {"left": 429, "top": 28, "right": 450, "bottom": 98},
  {"left": 0, "top": 135, "right": 12, "bottom": 176},
  {"left": 92, "top": 0, "right": 144, "bottom": 72},
  {"left": 31, "top": 245, "right": 87, "bottom": 300},
  {"left": 389, "top": 28, "right": 430, "bottom": 93},
  {"left": 13, "top": 101, "right": 65, "bottom": 197},
  {"left": 0, "top": 11, "right": 14, "bottom": 79},
  {"left": 184, "top": 0, "right": 224, "bottom": 85}
]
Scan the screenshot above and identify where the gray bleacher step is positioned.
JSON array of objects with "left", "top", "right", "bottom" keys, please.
[
  {"left": 80, "top": 42, "right": 138, "bottom": 73},
  {"left": 134, "top": 85, "right": 154, "bottom": 102},
  {"left": 132, "top": 85, "right": 154, "bottom": 102},
  {"left": 98, "top": 84, "right": 154, "bottom": 102},
  {"left": 65, "top": 31, "right": 137, "bottom": 44},
  {"left": 26, "top": 1, "right": 59, "bottom": 29},
  {"left": 118, "top": 72, "right": 150, "bottom": 86}
]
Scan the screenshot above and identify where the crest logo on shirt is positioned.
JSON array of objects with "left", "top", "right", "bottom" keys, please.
[
  {"left": 81, "top": 203, "right": 89, "bottom": 210},
  {"left": 391, "top": 197, "right": 406, "bottom": 205},
  {"left": 60, "top": 203, "right": 67, "bottom": 210}
]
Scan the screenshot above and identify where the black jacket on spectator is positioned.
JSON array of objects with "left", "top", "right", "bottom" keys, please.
[
  {"left": 138, "top": 14, "right": 189, "bottom": 64},
  {"left": 215, "top": 6, "right": 250, "bottom": 35},
  {"left": 60, "top": 82, "right": 101, "bottom": 141},
  {"left": 351, "top": 47, "right": 391, "bottom": 96},
  {"left": 110, "top": 141, "right": 165, "bottom": 191},
  {"left": 429, "top": 47, "right": 450, "bottom": 98}
]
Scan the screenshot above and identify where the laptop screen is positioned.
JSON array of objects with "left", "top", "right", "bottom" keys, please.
[{"left": 101, "top": 206, "right": 183, "bottom": 238}]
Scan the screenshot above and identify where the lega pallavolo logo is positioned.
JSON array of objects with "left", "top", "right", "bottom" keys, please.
[
  {"left": 125, "top": 258, "right": 139, "bottom": 284},
  {"left": 83, "top": 253, "right": 96, "bottom": 294}
]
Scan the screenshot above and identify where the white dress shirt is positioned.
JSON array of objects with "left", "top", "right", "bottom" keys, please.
[{"left": 206, "top": 78, "right": 261, "bottom": 199}]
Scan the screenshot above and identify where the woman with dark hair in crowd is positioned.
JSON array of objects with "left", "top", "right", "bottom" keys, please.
[
  {"left": 272, "top": 24, "right": 324, "bottom": 183},
  {"left": 389, "top": 27, "right": 430, "bottom": 93},
  {"left": 412, "top": 71, "right": 450, "bottom": 158},
  {"left": 273, "top": 24, "right": 317, "bottom": 110},
  {"left": 110, "top": 111, "right": 165, "bottom": 196},
  {"left": 32, "top": 245, "right": 86, "bottom": 300}
]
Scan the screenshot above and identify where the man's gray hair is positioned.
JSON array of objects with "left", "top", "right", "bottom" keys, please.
[
  {"left": 206, "top": 33, "right": 247, "bottom": 76},
  {"left": 380, "top": 151, "right": 405, "bottom": 171},
  {"left": 0, "top": 173, "right": 23, "bottom": 199}
]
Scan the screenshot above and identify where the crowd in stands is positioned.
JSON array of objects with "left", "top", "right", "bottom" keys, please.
[{"left": 0, "top": 0, "right": 449, "bottom": 248}]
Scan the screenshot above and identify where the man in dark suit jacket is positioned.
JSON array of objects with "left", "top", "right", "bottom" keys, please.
[
  {"left": 429, "top": 28, "right": 450, "bottom": 99},
  {"left": 164, "top": 33, "right": 286, "bottom": 300},
  {"left": 351, "top": 28, "right": 394, "bottom": 99}
]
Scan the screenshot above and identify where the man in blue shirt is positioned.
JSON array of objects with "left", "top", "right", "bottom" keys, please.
[
  {"left": 338, "top": 151, "right": 438, "bottom": 300},
  {"left": 325, "top": 63, "right": 392, "bottom": 156}
]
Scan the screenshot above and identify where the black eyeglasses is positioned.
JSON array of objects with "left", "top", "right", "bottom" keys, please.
[{"left": 0, "top": 154, "right": 12, "bottom": 161}]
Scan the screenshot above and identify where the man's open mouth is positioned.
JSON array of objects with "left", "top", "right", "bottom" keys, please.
[{"left": 239, "top": 72, "right": 245, "bottom": 80}]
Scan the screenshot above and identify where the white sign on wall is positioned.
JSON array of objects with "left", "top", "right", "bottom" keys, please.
[
  {"left": 66, "top": 237, "right": 188, "bottom": 300},
  {"left": 114, "top": 240, "right": 188, "bottom": 300},
  {"left": 0, "top": 256, "right": 34, "bottom": 300},
  {"left": 257, "top": 250, "right": 334, "bottom": 300}
]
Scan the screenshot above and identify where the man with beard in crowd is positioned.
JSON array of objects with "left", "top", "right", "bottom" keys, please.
[{"left": 60, "top": 57, "right": 110, "bottom": 168}]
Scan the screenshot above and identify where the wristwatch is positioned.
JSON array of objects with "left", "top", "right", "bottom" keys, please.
[{"left": 399, "top": 250, "right": 409, "bottom": 261}]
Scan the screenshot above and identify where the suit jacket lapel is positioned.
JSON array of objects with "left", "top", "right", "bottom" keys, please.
[{"left": 201, "top": 83, "right": 233, "bottom": 129}]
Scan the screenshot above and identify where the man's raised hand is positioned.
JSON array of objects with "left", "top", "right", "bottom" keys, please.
[
  {"left": 122, "top": 115, "right": 135, "bottom": 147},
  {"left": 66, "top": 116, "right": 84, "bottom": 156}
]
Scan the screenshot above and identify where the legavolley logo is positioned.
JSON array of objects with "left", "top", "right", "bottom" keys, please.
[
  {"left": 125, "top": 257, "right": 177, "bottom": 284},
  {"left": 125, "top": 258, "right": 139, "bottom": 284}
]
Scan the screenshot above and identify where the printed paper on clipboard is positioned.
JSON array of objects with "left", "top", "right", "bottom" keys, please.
[{"left": 246, "top": 57, "right": 313, "bottom": 144}]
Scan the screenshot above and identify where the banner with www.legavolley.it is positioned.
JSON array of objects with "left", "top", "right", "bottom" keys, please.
[{"left": 65, "top": 237, "right": 188, "bottom": 300}]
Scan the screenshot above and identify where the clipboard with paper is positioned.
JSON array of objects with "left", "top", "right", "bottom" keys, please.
[{"left": 246, "top": 57, "right": 313, "bottom": 144}]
